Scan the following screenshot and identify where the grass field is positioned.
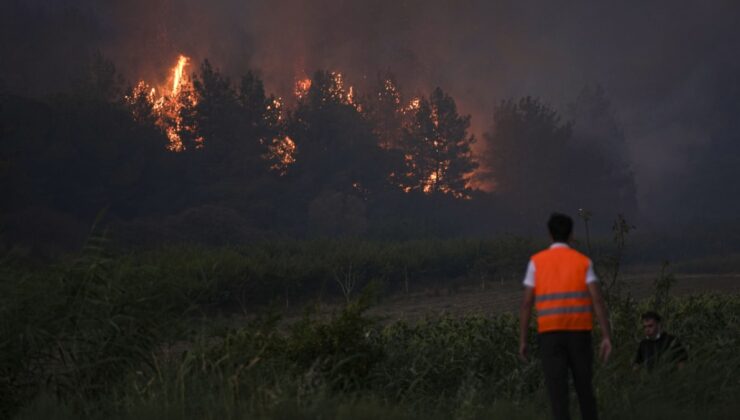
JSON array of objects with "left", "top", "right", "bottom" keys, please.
[
  {"left": 359, "top": 272, "right": 740, "bottom": 322},
  {"left": 2, "top": 239, "right": 739, "bottom": 419}
]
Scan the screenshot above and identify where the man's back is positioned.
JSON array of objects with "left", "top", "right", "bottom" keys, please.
[
  {"left": 531, "top": 247, "right": 591, "bottom": 294},
  {"left": 518, "top": 213, "right": 612, "bottom": 420},
  {"left": 528, "top": 245, "right": 596, "bottom": 333}
]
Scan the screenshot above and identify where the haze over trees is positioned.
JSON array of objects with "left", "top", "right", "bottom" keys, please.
[
  {"left": 478, "top": 88, "right": 637, "bottom": 223},
  {"left": 1, "top": 54, "right": 640, "bottom": 253}
]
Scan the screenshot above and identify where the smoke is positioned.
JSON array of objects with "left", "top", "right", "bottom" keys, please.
[{"left": 2, "top": 0, "right": 740, "bottom": 225}]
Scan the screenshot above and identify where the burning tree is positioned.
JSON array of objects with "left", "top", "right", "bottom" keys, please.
[
  {"left": 188, "top": 61, "right": 281, "bottom": 178},
  {"left": 287, "top": 70, "right": 392, "bottom": 197},
  {"left": 400, "top": 87, "right": 477, "bottom": 198},
  {"left": 124, "top": 54, "right": 198, "bottom": 152},
  {"left": 362, "top": 73, "right": 406, "bottom": 150},
  {"left": 125, "top": 56, "right": 285, "bottom": 179},
  {"left": 123, "top": 56, "right": 480, "bottom": 204}
]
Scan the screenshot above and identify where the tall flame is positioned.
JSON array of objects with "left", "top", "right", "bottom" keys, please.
[
  {"left": 126, "top": 54, "right": 197, "bottom": 152},
  {"left": 171, "top": 55, "right": 189, "bottom": 96}
]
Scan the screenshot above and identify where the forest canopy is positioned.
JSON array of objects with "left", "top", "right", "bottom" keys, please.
[{"left": 1, "top": 53, "right": 639, "bottom": 253}]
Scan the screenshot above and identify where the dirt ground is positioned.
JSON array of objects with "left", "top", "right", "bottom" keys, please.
[{"left": 364, "top": 272, "right": 740, "bottom": 321}]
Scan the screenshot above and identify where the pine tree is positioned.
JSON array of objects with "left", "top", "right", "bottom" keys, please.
[{"left": 400, "top": 87, "right": 477, "bottom": 198}]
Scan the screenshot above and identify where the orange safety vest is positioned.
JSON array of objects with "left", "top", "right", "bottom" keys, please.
[{"left": 532, "top": 246, "right": 593, "bottom": 332}]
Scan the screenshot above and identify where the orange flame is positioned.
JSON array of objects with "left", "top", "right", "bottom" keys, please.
[
  {"left": 126, "top": 54, "right": 197, "bottom": 152},
  {"left": 347, "top": 86, "right": 354, "bottom": 105},
  {"left": 295, "top": 78, "right": 312, "bottom": 99},
  {"left": 383, "top": 79, "right": 402, "bottom": 106},
  {"left": 406, "top": 98, "right": 421, "bottom": 112},
  {"left": 295, "top": 72, "right": 359, "bottom": 109},
  {"left": 171, "top": 55, "right": 189, "bottom": 96},
  {"left": 269, "top": 135, "right": 297, "bottom": 175}
]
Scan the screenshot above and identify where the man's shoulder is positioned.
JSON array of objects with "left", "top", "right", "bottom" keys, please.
[
  {"left": 532, "top": 247, "right": 590, "bottom": 262},
  {"left": 662, "top": 333, "right": 682, "bottom": 346},
  {"left": 565, "top": 247, "right": 590, "bottom": 259},
  {"left": 531, "top": 249, "right": 550, "bottom": 259}
]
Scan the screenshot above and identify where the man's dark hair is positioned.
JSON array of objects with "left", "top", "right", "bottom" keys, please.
[
  {"left": 641, "top": 311, "right": 662, "bottom": 322},
  {"left": 547, "top": 213, "right": 573, "bottom": 242}
]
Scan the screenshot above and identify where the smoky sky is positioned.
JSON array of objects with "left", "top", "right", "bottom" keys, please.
[{"left": 3, "top": 0, "right": 740, "bottom": 225}]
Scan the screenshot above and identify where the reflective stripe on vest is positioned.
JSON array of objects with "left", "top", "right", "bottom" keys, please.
[
  {"left": 535, "top": 291, "right": 590, "bottom": 303},
  {"left": 537, "top": 305, "right": 593, "bottom": 317},
  {"left": 532, "top": 247, "right": 594, "bottom": 332}
]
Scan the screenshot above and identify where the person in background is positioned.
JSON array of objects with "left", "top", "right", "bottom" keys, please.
[
  {"left": 519, "top": 212, "right": 612, "bottom": 420},
  {"left": 634, "top": 311, "right": 687, "bottom": 371}
]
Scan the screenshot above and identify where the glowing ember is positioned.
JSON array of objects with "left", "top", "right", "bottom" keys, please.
[
  {"left": 267, "top": 98, "right": 282, "bottom": 111},
  {"left": 383, "top": 79, "right": 402, "bottom": 106},
  {"left": 295, "top": 78, "right": 312, "bottom": 99},
  {"left": 266, "top": 98, "right": 284, "bottom": 122},
  {"left": 406, "top": 98, "right": 421, "bottom": 112},
  {"left": 422, "top": 172, "right": 439, "bottom": 194},
  {"left": 347, "top": 86, "right": 354, "bottom": 105},
  {"left": 294, "top": 71, "right": 359, "bottom": 109},
  {"left": 269, "top": 135, "right": 297, "bottom": 175},
  {"left": 330, "top": 71, "right": 355, "bottom": 106},
  {"left": 127, "top": 81, "right": 156, "bottom": 104}
]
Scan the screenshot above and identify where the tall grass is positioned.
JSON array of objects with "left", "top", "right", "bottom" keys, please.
[
  {"left": 2, "top": 237, "right": 739, "bottom": 419},
  {"left": 110, "top": 236, "right": 538, "bottom": 310}
]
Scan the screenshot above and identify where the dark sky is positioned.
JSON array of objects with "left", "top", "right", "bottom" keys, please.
[{"left": 3, "top": 0, "right": 740, "bottom": 225}]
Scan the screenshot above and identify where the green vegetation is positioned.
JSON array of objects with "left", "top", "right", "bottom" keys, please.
[{"left": 2, "top": 238, "right": 739, "bottom": 419}]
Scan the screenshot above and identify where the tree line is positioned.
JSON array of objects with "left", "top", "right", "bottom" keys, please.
[{"left": 0, "top": 54, "right": 637, "bottom": 254}]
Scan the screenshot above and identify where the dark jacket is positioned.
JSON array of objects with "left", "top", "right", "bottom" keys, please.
[{"left": 634, "top": 332, "right": 688, "bottom": 371}]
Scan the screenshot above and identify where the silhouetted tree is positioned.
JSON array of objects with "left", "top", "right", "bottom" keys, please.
[
  {"left": 238, "top": 71, "right": 281, "bottom": 145},
  {"left": 360, "top": 72, "right": 410, "bottom": 190},
  {"left": 481, "top": 94, "right": 639, "bottom": 225},
  {"left": 567, "top": 85, "right": 638, "bottom": 219},
  {"left": 185, "top": 62, "right": 277, "bottom": 194},
  {"left": 239, "top": 71, "right": 285, "bottom": 176},
  {"left": 76, "top": 52, "right": 125, "bottom": 104},
  {"left": 400, "top": 87, "right": 477, "bottom": 198},
  {"left": 672, "top": 65, "right": 740, "bottom": 224},
  {"left": 363, "top": 72, "right": 405, "bottom": 149},
  {"left": 1, "top": 56, "right": 169, "bottom": 226},
  {"left": 190, "top": 60, "right": 237, "bottom": 155},
  {"left": 288, "top": 70, "right": 392, "bottom": 197},
  {"left": 480, "top": 97, "right": 573, "bottom": 220}
]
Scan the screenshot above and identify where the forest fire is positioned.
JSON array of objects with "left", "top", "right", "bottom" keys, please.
[
  {"left": 170, "top": 55, "right": 189, "bottom": 96},
  {"left": 406, "top": 98, "right": 421, "bottom": 112},
  {"left": 125, "top": 54, "right": 198, "bottom": 151},
  {"left": 295, "top": 77, "right": 312, "bottom": 99},
  {"left": 124, "top": 58, "right": 475, "bottom": 198},
  {"left": 269, "top": 135, "right": 297, "bottom": 175}
]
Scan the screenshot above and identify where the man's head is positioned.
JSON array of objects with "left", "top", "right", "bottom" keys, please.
[
  {"left": 641, "top": 311, "right": 662, "bottom": 339},
  {"left": 547, "top": 213, "right": 573, "bottom": 243}
]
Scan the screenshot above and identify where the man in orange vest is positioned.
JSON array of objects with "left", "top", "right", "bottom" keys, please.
[{"left": 518, "top": 213, "right": 612, "bottom": 420}]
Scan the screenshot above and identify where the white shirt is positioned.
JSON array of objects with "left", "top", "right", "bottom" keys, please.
[{"left": 522, "top": 242, "right": 598, "bottom": 288}]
